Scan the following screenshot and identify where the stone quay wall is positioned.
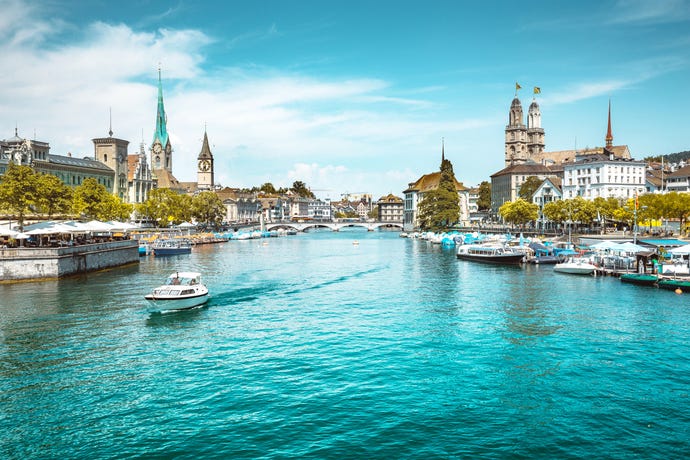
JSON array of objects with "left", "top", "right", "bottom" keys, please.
[{"left": 0, "top": 240, "right": 139, "bottom": 281}]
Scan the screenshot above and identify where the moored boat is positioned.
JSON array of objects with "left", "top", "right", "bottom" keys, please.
[
  {"left": 144, "top": 271, "right": 209, "bottom": 312},
  {"left": 657, "top": 278, "right": 690, "bottom": 293},
  {"left": 620, "top": 273, "right": 658, "bottom": 286},
  {"left": 553, "top": 257, "right": 597, "bottom": 275},
  {"left": 456, "top": 245, "right": 525, "bottom": 265},
  {"left": 152, "top": 239, "right": 192, "bottom": 256}
]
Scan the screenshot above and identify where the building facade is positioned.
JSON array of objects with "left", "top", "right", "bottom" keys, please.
[
  {"left": 666, "top": 165, "right": 690, "bottom": 192},
  {"left": 1, "top": 129, "right": 114, "bottom": 190},
  {"left": 490, "top": 163, "right": 559, "bottom": 214},
  {"left": 376, "top": 194, "right": 403, "bottom": 223},
  {"left": 92, "top": 128, "right": 130, "bottom": 200},
  {"left": 561, "top": 152, "right": 646, "bottom": 200}
]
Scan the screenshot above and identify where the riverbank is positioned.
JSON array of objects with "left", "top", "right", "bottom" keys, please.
[{"left": 0, "top": 239, "right": 138, "bottom": 282}]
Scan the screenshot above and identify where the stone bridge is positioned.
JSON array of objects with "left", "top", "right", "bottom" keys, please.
[{"left": 264, "top": 221, "right": 403, "bottom": 232}]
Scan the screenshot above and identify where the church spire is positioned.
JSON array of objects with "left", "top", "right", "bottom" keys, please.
[
  {"left": 153, "top": 66, "right": 169, "bottom": 148},
  {"left": 605, "top": 99, "right": 613, "bottom": 148},
  {"left": 441, "top": 137, "right": 445, "bottom": 163}
]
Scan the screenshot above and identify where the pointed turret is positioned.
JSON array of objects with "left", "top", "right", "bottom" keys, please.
[
  {"left": 151, "top": 67, "right": 172, "bottom": 173},
  {"left": 196, "top": 127, "right": 214, "bottom": 190},
  {"left": 605, "top": 99, "right": 613, "bottom": 148}
]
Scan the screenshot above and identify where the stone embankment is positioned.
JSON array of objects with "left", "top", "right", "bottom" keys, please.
[{"left": 0, "top": 240, "right": 138, "bottom": 282}]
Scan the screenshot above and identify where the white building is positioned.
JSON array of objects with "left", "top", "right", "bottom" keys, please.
[
  {"left": 562, "top": 151, "right": 646, "bottom": 200},
  {"left": 308, "top": 199, "right": 332, "bottom": 221},
  {"left": 666, "top": 165, "right": 690, "bottom": 192},
  {"left": 531, "top": 177, "right": 562, "bottom": 229}
]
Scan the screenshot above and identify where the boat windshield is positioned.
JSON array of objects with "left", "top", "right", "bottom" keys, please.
[{"left": 165, "top": 276, "right": 198, "bottom": 286}]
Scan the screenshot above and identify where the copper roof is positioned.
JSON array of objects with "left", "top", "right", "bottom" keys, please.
[{"left": 405, "top": 171, "right": 468, "bottom": 193}]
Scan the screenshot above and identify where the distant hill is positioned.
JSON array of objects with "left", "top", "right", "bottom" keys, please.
[
  {"left": 665, "top": 150, "right": 690, "bottom": 163},
  {"left": 644, "top": 150, "right": 690, "bottom": 163}
]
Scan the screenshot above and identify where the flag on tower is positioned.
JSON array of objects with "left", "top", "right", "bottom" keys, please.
[
  {"left": 515, "top": 82, "right": 522, "bottom": 91},
  {"left": 534, "top": 86, "right": 541, "bottom": 94}
]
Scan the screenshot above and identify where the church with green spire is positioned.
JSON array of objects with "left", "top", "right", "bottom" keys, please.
[{"left": 150, "top": 68, "right": 181, "bottom": 190}]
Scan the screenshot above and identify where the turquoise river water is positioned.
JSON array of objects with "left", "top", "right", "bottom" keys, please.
[{"left": 1, "top": 229, "right": 689, "bottom": 459}]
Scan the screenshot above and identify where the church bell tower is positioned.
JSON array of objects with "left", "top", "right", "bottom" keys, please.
[
  {"left": 196, "top": 128, "right": 214, "bottom": 190},
  {"left": 150, "top": 67, "right": 172, "bottom": 174}
]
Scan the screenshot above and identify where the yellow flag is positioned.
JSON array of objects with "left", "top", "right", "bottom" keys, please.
[
  {"left": 534, "top": 86, "right": 541, "bottom": 94},
  {"left": 515, "top": 82, "right": 522, "bottom": 91}
]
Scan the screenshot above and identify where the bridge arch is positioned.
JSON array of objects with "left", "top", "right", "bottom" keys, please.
[{"left": 264, "top": 221, "right": 403, "bottom": 232}]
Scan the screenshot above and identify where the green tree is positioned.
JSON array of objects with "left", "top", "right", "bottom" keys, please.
[
  {"left": 542, "top": 200, "right": 568, "bottom": 224},
  {"left": 665, "top": 192, "right": 690, "bottom": 235},
  {"left": 477, "top": 181, "right": 491, "bottom": 211},
  {"left": 191, "top": 191, "right": 226, "bottom": 228},
  {"left": 498, "top": 198, "right": 538, "bottom": 228},
  {"left": 518, "top": 176, "right": 543, "bottom": 201},
  {"left": 290, "top": 181, "right": 315, "bottom": 198},
  {"left": 136, "top": 188, "right": 182, "bottom": 227},
  {"left": 72, "top": 178, "right": 112, "bottom": 220},
  {"left": 260, "top": 182, "right": 276, "bottom": 194},
  {"left": 592, "top": 197, "right": 620, "bottom": 226},
  {"left": 417, "top": 159, "right": 460, "bottom": 231},
  {"left": 0, "top": 163, "right": 40, "bottom": 230},
  {"left": 99, "top": 194, "right": 133, "bottom": 221},
  {"left": 36, "top": 173, "right": 72, "bottom": 218}
]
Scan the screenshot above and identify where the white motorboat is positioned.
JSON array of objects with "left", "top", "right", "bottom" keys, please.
[
  {"left": 553, "top": 257, "right": 598, "bottom": 275},
  {"left": 144, "top": 272, "right": 209, "bottom": 312}
]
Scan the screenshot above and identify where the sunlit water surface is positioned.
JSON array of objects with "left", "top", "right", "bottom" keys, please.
[{"left": 1, "top": 230, "right": 689, "bottom": 458}]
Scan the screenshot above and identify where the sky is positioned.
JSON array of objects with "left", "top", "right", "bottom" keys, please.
[{"left": 1, "top": 0, "right": 689, "bottom": 200}]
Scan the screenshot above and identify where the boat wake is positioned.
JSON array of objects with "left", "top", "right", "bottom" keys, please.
[{"left": 283, "top": 265, "right": 386, "bottom": 295}]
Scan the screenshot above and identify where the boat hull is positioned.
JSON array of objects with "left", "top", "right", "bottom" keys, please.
[
  {"left": 553, "top": 263, "right": 597, "bottom": 275},
  {"left": 152, "top": 247, "right": 192, "bottom": 256},
  {"left": 620, "top": 274, "right": 658, "bottom": 286},
  {"left": 456, "top": 253, "right": 524, "bottom": 265},
  {"left": 145, "top": 292, "right": 209, "bottom": 312},
  {"left": 657, "top": 279, "right": 690, "bottom": 292}
]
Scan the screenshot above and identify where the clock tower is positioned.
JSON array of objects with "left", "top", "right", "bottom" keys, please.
[
  {"left": 150, "top": 67, "right": 172, "bottom": 174},
  {"left": 93, "top": 113, "right": 129, "bottom": 200},
  {"left": 196, "top": 128, "right": 214, "bottom": 190}
]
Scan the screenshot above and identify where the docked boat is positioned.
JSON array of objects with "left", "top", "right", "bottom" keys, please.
[
  {"left": 152, "top": 239, "right": 192, "bottom": 256},
  {"left": 144, "top": 272, "right": 209, "bottom": 312},
  {"left": 657, "top": 278, "right": 690, "bottom": 293},
  {"left": 138, "top": 242, "right": 151, "bottom": 256},
  {"left": 620, "top": 273, "right": 658, "bottom": 286},
  {"left": 456, "top": 245, "right": 525, "bottom": 265},
  {"left": 553, "top": 257, "right": 598, "bottom": 275}
]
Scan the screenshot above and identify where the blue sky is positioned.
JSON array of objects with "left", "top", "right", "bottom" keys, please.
[{"left": 1, "top": 0, "right": 689, "bottom": 199}]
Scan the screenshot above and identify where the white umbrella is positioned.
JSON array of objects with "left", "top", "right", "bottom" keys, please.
[
  {"left": 670, "top": 244, "right": 690, "bottom": 255},
  {"left": 0, "top": 227, "right": 19, "bottom": 237},
  {"left": 14, "top": 232, "right": 30, "bottom": 239},
  {"left": 590, "top": 240, "right": 622, "bottom": 250},
  {"left": 84, "top": 220, "right": 116, "bottom": 232},
  {"left": 617, "top": 242, "right": 647, "bottom": 253}
]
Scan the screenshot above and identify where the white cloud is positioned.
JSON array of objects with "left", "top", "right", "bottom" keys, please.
[
  {"left": 0, "top": 3, "right": 502, "bottom": 199},
  {"left": 610, "top": 0, "right": 690, "bottom": 24}
]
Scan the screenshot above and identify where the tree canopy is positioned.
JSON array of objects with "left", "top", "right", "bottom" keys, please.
[
  {"left": 518, "top": 176, "right": 543, "bottom": 200},
  {"left": 0, "top": 163, "right": 39, "bottom": 230},
  {"left": 417, "top": 158, "right": 460, "bottom": 231},
  {"left": 498, "top": 198, "right": 539, "bottom": 227},
  {"left": 477, "top": 181, "right": 491, "bottom": 211}
]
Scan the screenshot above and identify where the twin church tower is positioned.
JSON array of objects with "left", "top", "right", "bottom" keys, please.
[{"left": 504, "top": 91, "right": 545, "bottom": 166}]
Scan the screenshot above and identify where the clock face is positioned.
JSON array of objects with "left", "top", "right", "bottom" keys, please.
[
  {"left": 153, "top": 143, "right": 162, "bottom": 154},
  {"left": 165, "top": 144, "right": 171, "bottom": 154},
  {"left": 199, "top": 160, "right": 210, "bottom": 171}
]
